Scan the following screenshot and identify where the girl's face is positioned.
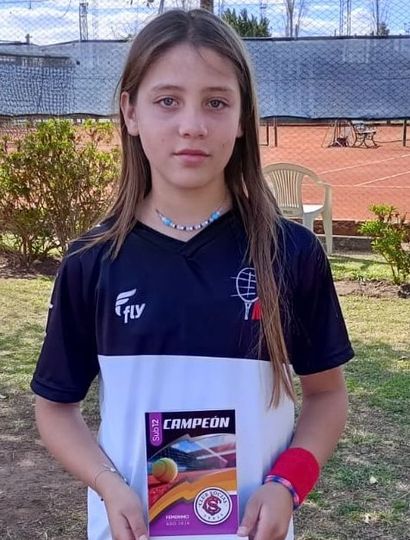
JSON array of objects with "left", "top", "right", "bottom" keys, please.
[{"left": 121, "top": 43, "right": 243, "bottom": 195}]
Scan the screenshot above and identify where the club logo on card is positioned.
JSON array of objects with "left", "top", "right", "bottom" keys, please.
[{"left": 194, "top": 487, "right": 233, "bottom": 525}]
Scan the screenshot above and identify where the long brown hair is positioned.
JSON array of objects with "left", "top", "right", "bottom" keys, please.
[{"left": 82, "top": 8, "right": 293, "bottom": 406}]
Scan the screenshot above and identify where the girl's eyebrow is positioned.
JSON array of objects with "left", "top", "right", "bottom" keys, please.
[
  {"left": 205, "top": 86, "right": 235, "bottom": 94},
  {"left": 149, "top": 84, "right": 235, "bottom": 94}
]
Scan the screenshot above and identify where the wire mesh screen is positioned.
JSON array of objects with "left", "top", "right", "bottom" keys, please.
[
  {"left": 1, "top": 52, "right": 75, "bottom": 116},
  {"left": 247, "top": 38, "right": 410, "bottom": 119},
  {"left": 1, "top": 0, "right": 410, "bottom": 222}
]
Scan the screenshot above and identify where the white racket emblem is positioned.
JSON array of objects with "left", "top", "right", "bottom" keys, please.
[{"left": 233, "top": 267, "right": 258, "bottom": 320}]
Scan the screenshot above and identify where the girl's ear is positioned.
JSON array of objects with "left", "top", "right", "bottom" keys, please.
[{"left": 120, "top": 92, "right": 139, "bottom": 136}]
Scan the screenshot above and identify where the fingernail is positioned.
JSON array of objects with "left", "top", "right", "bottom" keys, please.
[
  {"left": 139, "top": 536, "right": 148, "bottom": 540},
  {"left": 237, "top": 526, "right": 248, "bottom": 536}
]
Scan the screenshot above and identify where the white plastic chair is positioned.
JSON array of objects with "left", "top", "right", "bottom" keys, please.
[{"left": 263, "top": 162, "right": 333, "bottom": 254}]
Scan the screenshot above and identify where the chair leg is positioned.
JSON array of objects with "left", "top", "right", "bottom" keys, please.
[
  {"left": 302, "top": 214, "right": 315, "bottom": 231},
  {"left": 323, "top": 212, "right": 333, "bottom": 255}
]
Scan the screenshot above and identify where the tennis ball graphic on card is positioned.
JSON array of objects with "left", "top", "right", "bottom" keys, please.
[{"left": 152, "top": 457, "right": 178, "bottom": 483}]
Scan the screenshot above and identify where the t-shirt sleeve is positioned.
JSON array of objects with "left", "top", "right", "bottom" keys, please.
[
  {"left": 287, "top": 232, "right": 354, "bottom": 375},
  {"left": 30, "top": 250, "right": 100, "bottom": 403}
]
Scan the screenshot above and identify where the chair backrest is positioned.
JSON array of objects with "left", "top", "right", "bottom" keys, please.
[{"left": 263, "top": 163, "right": 322, "bottom": 218}]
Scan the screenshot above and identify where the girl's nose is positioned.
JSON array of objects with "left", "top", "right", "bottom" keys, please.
[{"left": 178, "top": 109, "right": 208, "bottom": 138}]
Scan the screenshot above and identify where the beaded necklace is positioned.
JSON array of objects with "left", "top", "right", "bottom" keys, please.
[{"left": 155, "top": 205, "right": 225, "bottom": 232}]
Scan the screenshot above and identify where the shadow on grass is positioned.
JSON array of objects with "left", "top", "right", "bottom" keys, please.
[
  {"left": 0, "top": 249, "right": 59, "bottom": 279},
  {"left": 330, "top": 254, "right": 392, "bottom": 281},
  {"left": 331, "top": 254, "right": 387, "bottom": 269}
]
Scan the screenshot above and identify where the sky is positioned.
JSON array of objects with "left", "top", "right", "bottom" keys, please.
[{"left": 0, "top": 0, "right": 409, "bottom": 45}]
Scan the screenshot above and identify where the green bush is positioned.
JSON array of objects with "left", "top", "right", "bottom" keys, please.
[
  {"left": 0, "top": 119, "right": 119, "bottom": 264},
  {"left": 359, "top": 204, "right": 410, "bottom": 285},
  {"left": 222, "top": 8, "right": 271, "bottom": 37}
]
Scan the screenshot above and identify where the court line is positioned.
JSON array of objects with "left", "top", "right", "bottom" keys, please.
[
  {"left": 331, "top": 183, "right": 409, "bottom": 188},
  {"left": 356, "top": 170, "right": 410, "bottom": 186},
  {"left": 319, "top": 154, "right": 410, "bottom": 174}
]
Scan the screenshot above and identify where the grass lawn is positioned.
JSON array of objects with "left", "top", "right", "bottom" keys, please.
[
  {"left": 295, "top": 295, "right": 409, "bottom": 539},
  {"left": 329, "top": 252, "right": 396, "bottom": 282},
  {"left": 0, "top": 263, "right": 409, "bottom": 539}
]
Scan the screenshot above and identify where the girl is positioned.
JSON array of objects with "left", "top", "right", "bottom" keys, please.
[{"left": 31, "top": 9, "right": 354, "bottom": 540}]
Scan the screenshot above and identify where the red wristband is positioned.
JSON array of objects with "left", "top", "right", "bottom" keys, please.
[{"left": 266, "top": 447, "right": 320, "bottom": 506}]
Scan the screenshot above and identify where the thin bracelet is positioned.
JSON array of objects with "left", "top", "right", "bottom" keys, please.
[
  {"left": 264, "top": 474, "right": 300, "bottom": 510},
  {"left": 94, "top": 464, "right": 128, "bottom": 498}
]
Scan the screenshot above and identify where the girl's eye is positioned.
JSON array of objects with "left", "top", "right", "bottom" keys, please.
[
  {"left": 158, "top": 97, "right": 177, "bottom": 107},
  {"left": 208, "top": 99, "right": 226, "bottom": 110}
]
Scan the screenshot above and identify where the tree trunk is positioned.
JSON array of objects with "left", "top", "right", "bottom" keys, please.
[
  {"left": 375, "top": 0, "right": 380, "bottom": 35},
  {"left": 200, "top": 0, "right": 214, "bottom": 12}
]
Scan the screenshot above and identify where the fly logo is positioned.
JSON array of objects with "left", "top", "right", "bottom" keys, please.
[{"left": 115, "top": 288, "right": 146, "bottom": 324}]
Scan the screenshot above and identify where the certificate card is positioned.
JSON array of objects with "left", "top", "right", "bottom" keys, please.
[{"left": 145, "top": 409, "right": 241, "bottom": 540}]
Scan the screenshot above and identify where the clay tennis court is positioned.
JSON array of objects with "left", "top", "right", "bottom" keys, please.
[
  {"left": 259, "top": 123, "right": 410, "bottom": 221},
  {"left": 2, "top": 121, "right": 408, "bottom": 223}
]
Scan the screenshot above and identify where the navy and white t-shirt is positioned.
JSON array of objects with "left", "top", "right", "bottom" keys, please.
[{"left": 31, "top": 211, "right": 354, "bottom": 540}]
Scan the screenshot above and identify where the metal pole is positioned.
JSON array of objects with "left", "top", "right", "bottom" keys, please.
[
  {"left": 403, "top": 119, "right": 408, "bottom": 147},
  {"left": 274, "top": 117, "right": 278, "bottom": 147},
  {"left": 375, "top": 0, "right": 380, "bottom": 35}
]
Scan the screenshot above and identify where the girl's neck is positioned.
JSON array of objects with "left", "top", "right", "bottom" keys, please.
[{"left": 138, "top": 184, "right": 231, "bottom": 241}]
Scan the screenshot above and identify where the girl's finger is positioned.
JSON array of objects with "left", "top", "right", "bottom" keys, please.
[
  {"left": 110, "top": 512, "right": 139, "bottom": 540},
  {"left": 237, "top": 496, "right": 260, "bottom": 537},
  {"left": 253, "top": 506, "right": 289, "bottom": 540},
  {"left": 125, "top": 506, "right": 148, "bottom": 539}
]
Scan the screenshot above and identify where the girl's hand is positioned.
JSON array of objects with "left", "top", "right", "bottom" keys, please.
[
  {"left": 237, "top": 482, "right": 293, "bottom": 540},
  {"left": 98, "top": 474, "right": 148, "bottom": 540}
]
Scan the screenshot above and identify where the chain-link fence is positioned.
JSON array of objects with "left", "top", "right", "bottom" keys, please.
[
  {"left": 1, "top": 0, "right": 410, "bottom": 222},
  {"left": 2, "top": 1, "right": 409, "bottom": 43}
]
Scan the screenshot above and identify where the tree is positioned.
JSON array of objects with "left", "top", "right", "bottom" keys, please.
[
  {"left": 370, "top": 21, "right": 390, "bottom": 36},
  {"left": 368, "top": 0, "right": 389, "bottom": 36},
  {"left": 282, "top": 0, "right": 308, "bottom": 38},
  {"left": 117, "top": 0, "right": 197, "bottom": 37},
  {"left": 222, "top": 8, "right": 270, "bottom": 38},
  {"left": 200, "top": 0, "right": 213, "bottom": 12}
]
